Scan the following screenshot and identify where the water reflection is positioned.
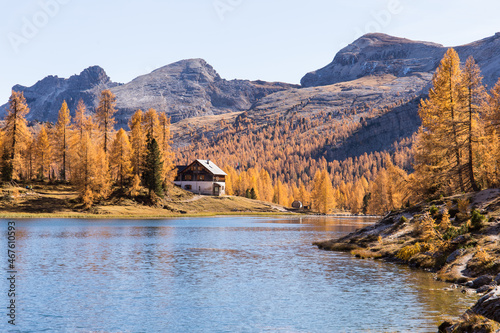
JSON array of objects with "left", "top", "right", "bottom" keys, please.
[{"left": 0, "top": 217, "right": 474, "bottom": 333}]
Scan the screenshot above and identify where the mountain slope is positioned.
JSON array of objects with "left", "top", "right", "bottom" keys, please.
[
  {"left": 301, "top": 33, "right": 444, "bottom": 88},
  {"left": 110, "top": 58, "right": 298, "bottom": 127},
  {"left": 1, "top": 59, "right": 297, "bottom": 127},
  {"left": 0, "top": 66, "right": 119, "bottom": 123},
  {"left": 301, "top": 32, "right": 500, "bottom": 89}
]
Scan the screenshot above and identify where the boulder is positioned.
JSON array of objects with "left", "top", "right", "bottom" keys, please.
[
  {"left": 471, "top": 287, "right": 500, "bottom": 322},
  {"left": 466, "top": 275, "right": 493, "bottom": 289},
  {"left": 446, "top": 249, "right": 465, "bottom": 264}
]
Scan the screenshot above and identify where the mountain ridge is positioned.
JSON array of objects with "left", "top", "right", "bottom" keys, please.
[
  {"left": 301, "top": 32, "right": 500, "bottom": 89},
  {"left": 0, "top": 58, "right": 298, "bottom": 126},
  {"left": 3, "top": 32, "right": 500, "bottom": 162}
]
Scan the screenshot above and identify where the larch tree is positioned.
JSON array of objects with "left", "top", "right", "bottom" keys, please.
[
  {"left": 158, "top": 112, "right": 176, "bottom": 187},
  {"left": 72, "top": 119, "right": 96, "bottom": 205},
  {"left": 298, "top": 180, "right": 311, "bottom": 207},
  {"left": 459, "top": 56, "right": 486, "bottom": 192},
  {"left": 367, "top": 169, "right": 389, "bottom": 215},
  {"left": 55, "top": 101, "right": 71, "bottom": 181},
  {"left": 93, "top": 146, "right": 112, "bottom": 199},
  {"left": 311, "top": 169, "right": 335, "bottom": 214},
  {"left": 142, "top": 108, "right": 160, "bottom": 141},
  {"left": 35, "top": 124, "right": 52, "bottom": 180},
  {"left": 110, "top": 128, "right": 133, "bottom": 189},
  {"left": 480, "top": 78, "right": 500, "bottom": 187},
  {"left": 25, "top": 137, "right": 35, "bottom": 181},
  {"left": 95, "top": 89, "right": 117, "bottom": 155},
  {"left": 273, "top": 179, "right": 289, "bottom": 207},
  {"left": 224, "top": 165, "right": 237, "bottom": 196},
  {"left": 71, "top": 114, "right": 112, "bottom": 207},
  {"left": 258, "top": 169, "right": 274, "bottom": 203},
  {"left": 414, "top": 48, "right": 467, "bottom": 195},
  {"left": 128, "top": 109, "right": 146, "bottom": 176},
  {"left": 72, "top": 99, "right": 89, "bottom": 141},
  {"left": 3, "top": 91, "right": 31, "bottom": 180}
]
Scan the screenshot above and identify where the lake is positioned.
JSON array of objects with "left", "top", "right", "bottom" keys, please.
[{"left": 1, "top": 216, "right": 475, "bottom": 332}]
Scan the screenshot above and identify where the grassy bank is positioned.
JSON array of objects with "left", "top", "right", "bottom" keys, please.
[{"left": 0, "top": 182, "right": 293, "bottom": 218}]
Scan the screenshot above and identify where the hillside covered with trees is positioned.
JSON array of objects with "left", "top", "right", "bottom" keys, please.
[
  {"left": 176, "top": 48, "right": 500, "bottom": 215},
  {"left": 0, "top": 89, "right": 175, "bottom": 208},
  {"left": 2, "top": 48, "right": 500, "bottom": 217}
]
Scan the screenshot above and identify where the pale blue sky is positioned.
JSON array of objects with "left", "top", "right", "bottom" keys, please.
[{"left": 1, "top": 0, "right": 500, "bottom": 103}]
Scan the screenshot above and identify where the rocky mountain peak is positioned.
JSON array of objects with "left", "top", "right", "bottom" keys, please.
[
  {"left": 0, "top": 65, "right": 118, "bottom": 122},
  {"left": 148, "top": 58, "right": 222, "bottom": 84},
  {"left": 75, "top": 65, "right": 112, "bottom": 86},
  {"left": 301, "top": 33, "right": 446, "bottom": 88}
]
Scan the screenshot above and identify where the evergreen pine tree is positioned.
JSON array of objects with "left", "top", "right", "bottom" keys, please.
[{"left": 144, "top": 136, "right": 163, "bottom": 197}]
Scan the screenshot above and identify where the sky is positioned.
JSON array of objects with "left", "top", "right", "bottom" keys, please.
[{"left": 1, "top": 0, "right": 500, "bottom": 103}]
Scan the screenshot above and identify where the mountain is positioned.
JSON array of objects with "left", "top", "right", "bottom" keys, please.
[
  {"left": 110, "top": 58, "right": 298, "bottom": 127},
  {"left": 0, "top": 66, "right": 119, "bottom": 123},
  {"left": 301, "top": 32, "right": 500, "bottom": 89},
  {"left": 4, "top": 32, "right": 500, "bottom": 165},
  {"left": 0, "top": 59, "right": 297, "bottom": 127},
  {"left": 171, "top": 32, "right": 500, "bottom": 180},
  {"left": 301, "top": 33, "right": 444, "bottom": 88}
]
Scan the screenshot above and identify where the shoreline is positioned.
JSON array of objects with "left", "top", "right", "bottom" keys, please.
[
  {"left": 0, "top": 211, "right": 300, "bottom": 220},
  {"left": 313, "top": 189, "right": 500, "bottom": 332}
]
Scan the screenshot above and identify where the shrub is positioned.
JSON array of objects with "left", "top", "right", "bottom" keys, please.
[
  {"left": 415, "top": 213, "right": 437, "bottom": 241},
  {"left": 457, "top": 198, "right": 469, "bottom": 214},
  {"left": 439, "top": 208, "right": 451, "bottom": 231},
  {"left": 399, "top": 216, "right": 407, "bottom": 223},
  {"left": 397, "top": 243, "right": 422, "bottom": 261},
  {"left": 471, "top": 209, "right": 486, "bottom": 230},
  {"left": 430, "top": 204, "right": 439, "bottom": 216},
  {"left": 452, "top": 313, "right": 500, "bottom": 333},
  {"left": 474, "top": 247, "right": 494, "bottom": 266},
  {"left": 443, "top": 226, "right": 459, "bottom": 241}
]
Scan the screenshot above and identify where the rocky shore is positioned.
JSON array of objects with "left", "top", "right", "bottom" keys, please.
[{"left": 314, "top": 189, "right": 500, "bottom": 332}]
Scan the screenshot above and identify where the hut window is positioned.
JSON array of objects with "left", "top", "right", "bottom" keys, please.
[{"left": 199, "top": 175, "right": 205, "bottom": 181}]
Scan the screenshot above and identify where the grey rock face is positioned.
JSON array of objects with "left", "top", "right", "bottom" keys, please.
[
  {"left": 1, "top": 66, "right": 118, "bottom": 123},
  {"left": 447, "top": 249, "right": 466, "bottom": 264},
  {"left": 1, "top": 58, "right": 296, "bottom": 128},
  {"left": 301, "top": 33, "right": 445, "bottom": 88},
  {"left": 110, "top": 58, "right": 297, "bottom": 127},
  {"left": 301, "top": 32, "right": 500, "bottom": 89}
]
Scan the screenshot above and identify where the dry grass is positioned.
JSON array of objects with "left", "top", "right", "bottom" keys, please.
[
  {"left": 0, "top": 182, "right": 290, "bottom": 218},
  {"left": 350, "top": 249, "right": 382, "bottom": 259},
  {"left": 450, "top": 313, "right": 500, "bottom": 333}
]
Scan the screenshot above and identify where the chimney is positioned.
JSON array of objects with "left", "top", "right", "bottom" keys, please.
[{"left": 207, "top": 159, "right": 210, "bottom": 165}]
